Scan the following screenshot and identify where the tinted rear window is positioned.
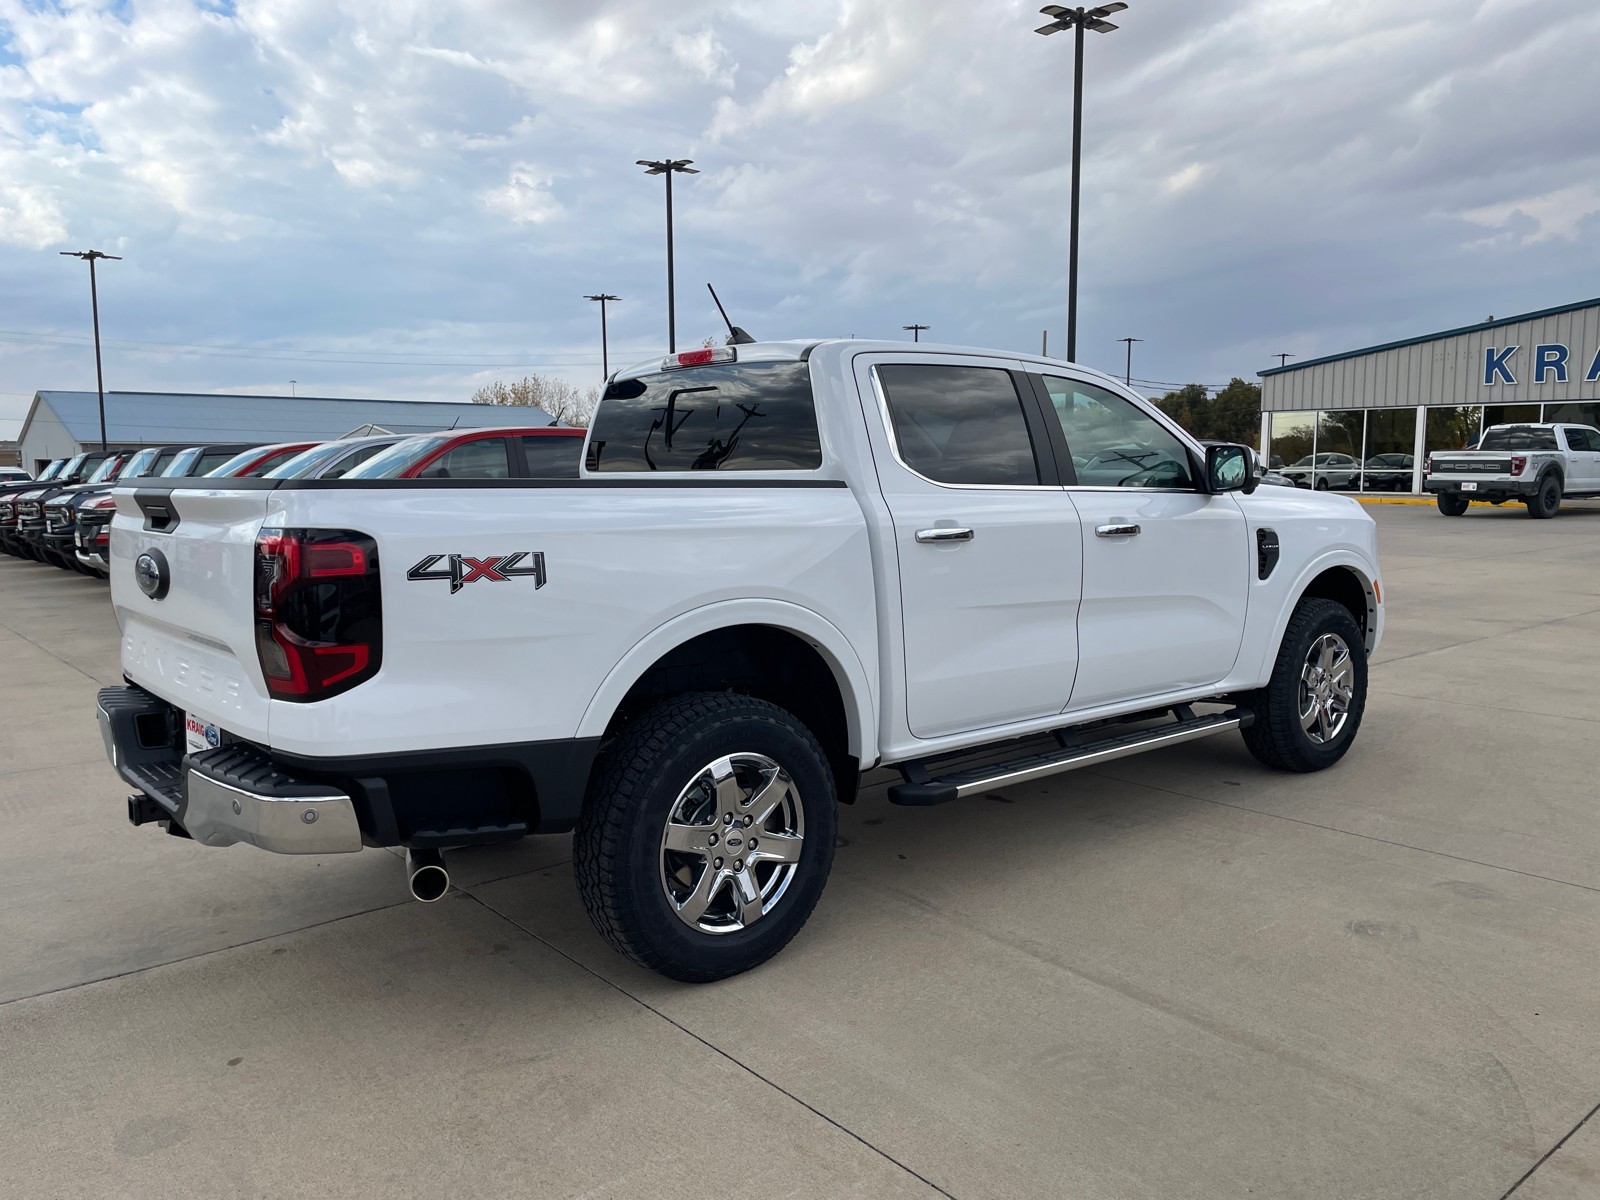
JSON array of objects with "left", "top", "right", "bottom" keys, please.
[
  {"left": 1479, "top": 426, "right": 1558, "bottom": 451},
  {"left": 587, "top": 361, "right": 821, "bottom": 472},
  {"left": 522, "top": 435, "right": 582, "bottom": 478}
]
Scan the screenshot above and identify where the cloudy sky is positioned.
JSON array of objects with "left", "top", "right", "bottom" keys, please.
[{"left": 2, "top": 0, "right": 1597, "bottom": 438}]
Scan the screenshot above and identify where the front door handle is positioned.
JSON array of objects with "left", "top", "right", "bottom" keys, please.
[
  {"left": 914, "top": 527, "right": 975, "bottom": 544},
  {"left": 1096, "top": 523, "right": 1141, "bottom": 538}
]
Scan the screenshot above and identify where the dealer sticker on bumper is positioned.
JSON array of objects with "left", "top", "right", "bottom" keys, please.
[
  {"left": 1460, "top": 482, "right": 1477, "bottom": 492},
  {"left": 185, "top": 713, "right": 220, "bottom": 755}
]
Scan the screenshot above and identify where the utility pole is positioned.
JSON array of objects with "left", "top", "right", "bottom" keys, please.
[
  {"left": 290, "top": 380, "right": 297, "bottom": 397},
  {"left": 59, "top": 249, "right": 122, "bottom": 451},
  {"left": 903, "top": 325, "right": 930, "bottom": 343},
  {"left": 1034, "top": 4, "right": 1130, "bottom": 362},
  {"left": 584, "top": 294, "right": 621, "bottom": 380},
  {"left": 1274, "top": 353, "right": 1295, "bottom": 368},
  {"left": 1117, "top": 337, "right": 1143, "bottom": 386},
  {"left": 1042, "top": 330, "right": 1049, "bottom": 357},
  {"left": 636, "top": 159, "right": 698, "bottom": 352}
]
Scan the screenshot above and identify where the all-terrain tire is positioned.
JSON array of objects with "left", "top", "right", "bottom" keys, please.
[
  {"left": 1436, "top": 492, "right": 1470, "bottom": 517},
  {"left": 1525, "top": 474, "right": 1562, "bottom": 519},
  {"left": 574, "top": 692, "right": 837, "bottom": 983},
  {"left": 1240, "top": 597, "right": 1368, "bottom": 773}
]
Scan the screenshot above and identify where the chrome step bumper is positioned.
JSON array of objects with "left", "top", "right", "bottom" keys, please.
[{"left": 888, "top": 708, "right": 1253, "bottom": 806}]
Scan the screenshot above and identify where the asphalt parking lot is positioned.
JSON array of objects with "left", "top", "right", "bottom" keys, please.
[{"left": 4, "top": 500, "right": 1600, "bottom": 1199}]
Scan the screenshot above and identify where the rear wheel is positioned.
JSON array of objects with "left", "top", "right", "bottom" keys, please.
[
  {"left": 1241, "top": 597, "right": 1367, "bottom": 773},
  {"left": 574, "top": 692, "right": 837, "bottom": 982},
  {"left": 1525, "top": 474, "right": 1561, "bottom": 519},
  {"left": 1436, "top": 492, "right": 1469, "bottom": 517}
]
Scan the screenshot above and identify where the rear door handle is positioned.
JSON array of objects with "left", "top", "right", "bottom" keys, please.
[
  {"left": 1096, "top": 523, "right": 1140, "bottom": 538},
  {"left": 914, "top": 527, "right": 975, "bottom": 544}
]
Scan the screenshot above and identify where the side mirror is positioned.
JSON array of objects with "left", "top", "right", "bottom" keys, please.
[{"left": 1206, "top": 444, "right": 1258, "bottom": 495}]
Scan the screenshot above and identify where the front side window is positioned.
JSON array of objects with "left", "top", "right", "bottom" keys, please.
[
  {"left": 876, "top": 364, "right": 1040, "bottom": 486},
  {"left": 587, "top": 361, "right": 821, "bottom": 472},
  {"left": 415, "top": 437, "right": 511, "bottom": 479},
  {"left": 1041, "top": 376, "right": 1194, "bottom": 489}
]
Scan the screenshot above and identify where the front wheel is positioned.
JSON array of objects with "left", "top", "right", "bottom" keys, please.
[
  {"left": 1525, "top": 474, "right": 1562, "bottom": 519},
  {"left": 574, "top": 692, "right": 837, "bottom": 982},
  {"left": 1240, "top": 597, "right": 1368, "bottom": 773},
  {"left": 1436, "top": 492, "right": 1469, "bottom": 517}
]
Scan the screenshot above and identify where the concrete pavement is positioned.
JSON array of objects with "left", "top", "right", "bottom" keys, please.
[{"left": 2, "top": 502, "right": 1599, "bottom": 1198}]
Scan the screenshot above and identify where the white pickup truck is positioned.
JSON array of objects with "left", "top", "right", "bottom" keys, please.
[
  {"left": 98, "top": 339, "right": 1383, "bottom": 981},
  {"left": 1424, "top": 422, "right": 1600, "bottom": 517}
]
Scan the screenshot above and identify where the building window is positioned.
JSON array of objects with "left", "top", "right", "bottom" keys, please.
[
  {"left": 1361, "top": 408, "right": 1417, "bottom": 493},
  {"left": 1269, "top": 412, "right": 1313, "bottom": 474},
  {"left": 1315, "top": 411, "right": 1364, "bottom": 491},
  {"left": 1426, "top": 406, "right": 1483, "bottom": 454},
  {"left": 1543, "top": 402, "right": 1600, "bottom": 428}
]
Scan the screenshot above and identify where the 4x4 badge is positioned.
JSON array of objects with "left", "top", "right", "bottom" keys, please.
[{"left": 406, "top": 551, "right": 545, "bottom": 594}]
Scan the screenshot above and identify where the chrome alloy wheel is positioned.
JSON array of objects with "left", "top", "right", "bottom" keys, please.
[
  {"left": 659, "top": 753, "right": 805, "bottom": 935},
  {"left": 1299, "top": 632, "right": 1355, "bottom": 744}
]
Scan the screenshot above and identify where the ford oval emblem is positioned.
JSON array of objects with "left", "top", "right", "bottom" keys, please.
[{"left": 134, "top": 548, "right": 170, "bottom": 600}]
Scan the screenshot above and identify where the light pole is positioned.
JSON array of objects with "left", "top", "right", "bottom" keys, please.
[
  {"left": 1034, "top": 3, "right": 1129, "bottom": 363},
  {"left": 1274, "top": 353, "right": 1295, "bottom": 368},
  {"left": 636, "top": 158, "right": 699, "bottom": 352},
  {"left": 584, "top": 294, "right": 621, "bottom": 380},
  {"left": 1117, "top": 336, "right": 1142, "bottom": 386},
  {"left": 904, "top": 324, "right": 929, "bottom": 343},
  {"left": 59, "top": 249, "right": 122, "bottom": 451},
  {"left": 290, "top": 380, "right": 298, "bottom": 397}
]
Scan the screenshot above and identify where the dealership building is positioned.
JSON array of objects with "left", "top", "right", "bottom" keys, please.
[{"left": 1258, "top": 296, "right": 1600, "bottom": 493}]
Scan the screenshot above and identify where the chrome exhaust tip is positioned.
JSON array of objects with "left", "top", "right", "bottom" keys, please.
[{"left": 405, "top": 848, "right": 449, "bottom": 902}]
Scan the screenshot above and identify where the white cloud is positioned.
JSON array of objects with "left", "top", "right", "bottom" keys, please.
[
  {"left": 1461, "top": 184, "right": 1600, "bottom": 244},
  {"left": 0, "top": 179, "right": 67, "bottom": 248},
  {"left": 672, "top": 28, "right": 734, "bottom": 87},
  {"left": 480, "top": 164, "right": 561, "bottom": 224}
]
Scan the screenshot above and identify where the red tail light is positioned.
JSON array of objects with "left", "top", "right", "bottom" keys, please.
[
  {"left": 254, "top": 528, "right": 382, "bottom": 701},
  {"left": 1510, "top": 455, "right": 1526, "bottom": 476},
  {"left": 1424, "top": 454, "right": 1433, "bottom": 476}
]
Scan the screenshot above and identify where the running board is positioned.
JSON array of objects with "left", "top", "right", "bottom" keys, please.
[{"left": 887, "top": 709, "right": 1253, "bottom": 806}]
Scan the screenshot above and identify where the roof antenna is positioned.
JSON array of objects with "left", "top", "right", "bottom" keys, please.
[{"left": 707, "top": 284, "right": 756, "bottom": 345}]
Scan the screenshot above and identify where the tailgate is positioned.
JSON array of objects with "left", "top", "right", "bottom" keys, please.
[{"left": 108, "top": 487, "right": 272, "bottom": 742}]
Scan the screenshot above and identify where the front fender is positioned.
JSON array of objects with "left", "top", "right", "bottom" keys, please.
[{"left": 574, "top": 598, "right": 879, "bottom": 766}]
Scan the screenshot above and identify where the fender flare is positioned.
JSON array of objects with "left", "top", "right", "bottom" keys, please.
[
  {"left": 1260, "top": 550, "right": 1381, "bottom": 670},
  {"left": 574, "top": 598, "right": 878, "bottom": 763}
]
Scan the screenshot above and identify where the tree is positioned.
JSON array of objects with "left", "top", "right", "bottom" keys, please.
[
  {"left": 470, "top": 374, "right": 601, "bottom": 427},
  {"left": 1155, "top": 377, "right": 1261, "bottom": 445}
]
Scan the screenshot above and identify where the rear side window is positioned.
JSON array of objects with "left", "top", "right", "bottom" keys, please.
[
  {"left": 1564, "top": 428, "right": 1592, "bottom": 452},
  {"left": 1041, "top": 376, "right": 1194, "bottom": 489},
  {"left": 876, "top": 364, "right": 1040, "bottom": 486},
  {"left": 522, "top": 435, "right": 582, "bottom": 478},
  {"left": 415, "top": 437, "right": 511, "bottom": 479},
  {"left": 1480, "top": 427, "right": 1558, "bottom": 451},
  {"left": 587, "top": 361, "right": 821, "bottom": 472}
]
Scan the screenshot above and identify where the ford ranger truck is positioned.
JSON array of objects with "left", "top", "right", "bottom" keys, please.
[
  {"left": 1424, "top": 422, "right": 1600, "bottom": 518},
  {"left": 97, "top": 340, "right": 1384, "bottom": 981}
]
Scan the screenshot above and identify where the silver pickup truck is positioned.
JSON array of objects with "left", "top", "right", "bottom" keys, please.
[{"left": 1424, "top": 423, "right": 1600, "bottom": 517}]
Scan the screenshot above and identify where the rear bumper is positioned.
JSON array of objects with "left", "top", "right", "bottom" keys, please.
[
  {"left": 98, "top": 683, "right": 599, "bottom": 853},
  {"left": 1424, "top": 478, "right": 1535, "bottom": 499}
]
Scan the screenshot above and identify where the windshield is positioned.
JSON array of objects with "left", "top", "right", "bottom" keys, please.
[
  {"left": 118, "top": 448, "right": 161, "bottom": 478},
  {"left": 1479, "top": 426, "right": 1558, "bottom": 451},
  {"left": 263, "top": 440, "right": 389, "bottom": 480},
  {"left": 344, "top": 434, "right": 453, "bottom": 479},
  {"left": 38, "top": 460, "right": 65, "bottom": 480},
  {"left": 86, "top": 456, "right": 124, "bottom": 484},
  {"left": 161, "top": 448, "right": 202, "bottom": 477},
  {"left": 60, "top": 454, "right": 89, "bottom": 480}
]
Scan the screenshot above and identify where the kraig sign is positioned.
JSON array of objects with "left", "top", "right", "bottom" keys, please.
[{"left": 1484, "top": 344, "right": 1600, "bottom": 386}]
